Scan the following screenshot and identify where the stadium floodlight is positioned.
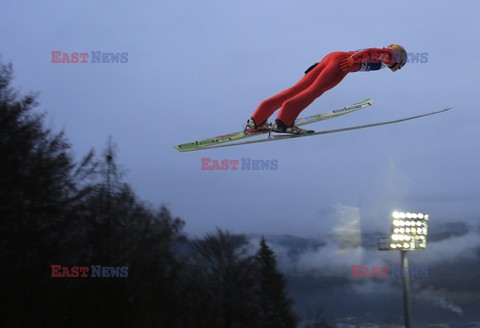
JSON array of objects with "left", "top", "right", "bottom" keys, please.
[
  {"left": 377, "top": 211, "right": 431, "bottom": 328},
  {"left": 380, "top": 211, "right": 430, "bottom": 251}
]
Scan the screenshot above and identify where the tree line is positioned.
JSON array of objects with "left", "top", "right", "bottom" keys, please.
[{"left": 0, "top": 61, "right": 305, "bottom": 328}]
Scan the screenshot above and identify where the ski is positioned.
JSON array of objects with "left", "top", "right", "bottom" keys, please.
[
  {"left": 183, "top": 105, "right": 453, "bottom": 151},
  {"left": 175, "top": 98, "right": 374, "bottom": 152}
]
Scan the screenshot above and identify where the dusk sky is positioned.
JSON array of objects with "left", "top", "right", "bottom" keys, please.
[{"left": 2, "top": 0, "right": 479, "bottom": 238}]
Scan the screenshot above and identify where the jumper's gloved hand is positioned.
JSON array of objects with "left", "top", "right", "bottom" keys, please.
[{"left": 339, "top": 57, "right": 355, "bottom": 72}]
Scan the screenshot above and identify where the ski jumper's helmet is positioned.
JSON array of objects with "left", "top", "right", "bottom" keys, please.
[{"left": 388, "top": 44, "right": 408, "bottom": 69}]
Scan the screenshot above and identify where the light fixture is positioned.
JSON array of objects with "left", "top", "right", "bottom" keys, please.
[{"left": 378, "top": 210, "right": 431, "bottom": 328}]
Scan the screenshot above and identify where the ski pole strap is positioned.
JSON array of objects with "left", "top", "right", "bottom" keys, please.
[{"left": 304, "top": 62, "right": 318, "bottom": 75}]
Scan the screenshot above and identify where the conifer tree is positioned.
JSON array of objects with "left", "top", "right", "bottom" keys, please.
[{"left": 256, "top": 237, "right": 298, "bottom": 328}]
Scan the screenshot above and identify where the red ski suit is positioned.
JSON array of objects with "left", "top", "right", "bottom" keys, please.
[{"left": 251, "top": 48, "right": 397, "bottom": 127}]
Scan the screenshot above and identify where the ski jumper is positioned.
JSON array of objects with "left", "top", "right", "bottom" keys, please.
[{"left": 251, "top": 48, "right": 397, "bottom": 127}]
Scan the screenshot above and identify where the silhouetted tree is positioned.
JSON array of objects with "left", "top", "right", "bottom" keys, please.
[
  {"left": 0, "top": 61, "right": 99, "bottom": 327},
  {"left": 0, "top": 61, "right": 186, "bottom": 328},
  {"left": 256, "top": 237, "right": 298, "bottom": 328},
  {"left": 56, "top": 138, "right": 186, "bottom": 328},
  {"left": 181, "top": 229, "right": 261, "bottom": 328}
]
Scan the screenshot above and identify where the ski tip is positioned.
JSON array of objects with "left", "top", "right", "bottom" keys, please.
[
  {"left": 438, "top": 105, "right": 454, "bottom": 113},
  {"left": 356, "top": 98, "right": 375, "bottom": 105}
]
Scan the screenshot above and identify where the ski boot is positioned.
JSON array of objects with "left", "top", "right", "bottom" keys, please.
[
  {"left": 271, "top": 119, "right": 314, "bottom": 135},
  {"left": 244, "top": 118, "right": 271, "bottom": 133}
]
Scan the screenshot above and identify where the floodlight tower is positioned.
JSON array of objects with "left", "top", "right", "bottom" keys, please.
[{"left": 378, "top": 211, "right": 430, "bottom": 328}]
